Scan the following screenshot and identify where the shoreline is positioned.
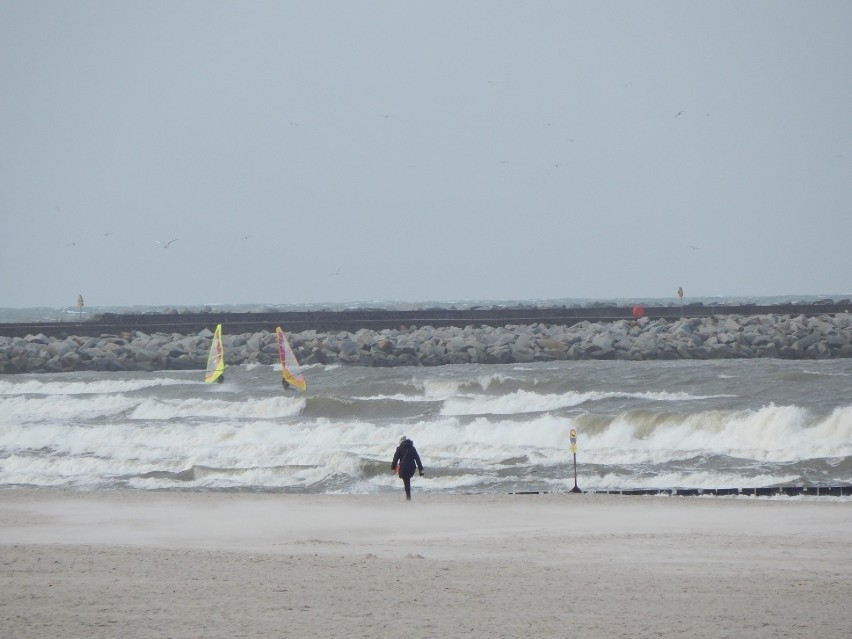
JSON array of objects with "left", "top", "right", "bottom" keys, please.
[{"left": 2, "top": 490, "right": 850, "bottom": 638}]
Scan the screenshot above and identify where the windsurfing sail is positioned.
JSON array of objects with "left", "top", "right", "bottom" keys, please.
[
  {"left": 276, "top": 327, "right": 307, "bottom": 391},
  {"left": 204, "top": 324, "right": 225, "bottom": 383}
]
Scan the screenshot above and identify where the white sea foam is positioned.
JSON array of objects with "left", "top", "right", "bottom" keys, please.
[
  {"left": 128, "top": 396, "right": 305, "bottom": 420},
  {"left": 0, "top": 377, "right": 191, "bottom": 395},
  {"left": 440, "top": 389, "right": 731, "bottom": 417},
  {"left": 1, "top": 358, "right": 850, "bottom": 492},
  {"left": 351, "top": 393, "right": 433, "bottom": 403},
  {"left": 802, "top": 368, "right": 851, "bottom": 377},
  {"left": 0, "top": 394, "right": 142, "bottom": 421},
  {"left": 4, "top": 402, "right": 849, "bottom": 489},
  {"left": 582, "top": 404, "right": 852, "bottom": 464},
  {"left": 475, "top": 373, "right": 511, "bottom": 390},
  {"left": 417, "top": 378, "right": 464, "bottom": 400}
]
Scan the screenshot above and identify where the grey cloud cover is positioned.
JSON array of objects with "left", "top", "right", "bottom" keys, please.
[{"left": 1, "top": 1, "right": 850, "bottom": 308}]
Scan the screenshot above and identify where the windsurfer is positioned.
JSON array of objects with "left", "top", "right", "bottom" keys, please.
[
  {"left": 204, "top": 324, "right": 226, "bottom": 384},
  {"left": 276, "top": 327, "right": 307, "bottom": 391},
  {"left": 391, "top": 436, "right": 424, "bottom": 501}
]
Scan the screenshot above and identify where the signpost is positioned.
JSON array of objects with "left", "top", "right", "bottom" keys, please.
[{"left": 569, "top": 428, "right": 581, "bottom": 493}]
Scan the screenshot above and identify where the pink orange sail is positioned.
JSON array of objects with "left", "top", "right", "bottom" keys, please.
[{"left": 276, "top": 327, "right": 307, "bottom": 391}]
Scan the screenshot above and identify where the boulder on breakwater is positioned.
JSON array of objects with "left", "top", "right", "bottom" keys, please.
[{"left": 0, "top": 313, "right": 850, "bottom": 374}]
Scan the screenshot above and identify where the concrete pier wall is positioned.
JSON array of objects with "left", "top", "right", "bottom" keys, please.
[{"left": 1, "top": 301, "right": 849, "bottom": 339}]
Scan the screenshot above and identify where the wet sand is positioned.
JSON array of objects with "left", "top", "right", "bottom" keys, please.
[{"left": 1, "top": 490, "right": 850, "bottom": 638}]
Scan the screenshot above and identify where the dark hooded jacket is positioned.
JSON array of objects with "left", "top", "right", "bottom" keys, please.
[{"left": 392, "top": 438, "right": 423, "bottom": 480}]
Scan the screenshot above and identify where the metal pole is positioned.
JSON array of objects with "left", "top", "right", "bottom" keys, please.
[
  {"left": 571, "top": 452, "right": 581, "bottom": 493},
  {"left": 569, "top": 428, "right": 581, "bottom": 493}
]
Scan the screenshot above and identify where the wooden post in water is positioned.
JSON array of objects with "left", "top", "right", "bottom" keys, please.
[{"left": 569, "top": 428, "right": 581, "bottom": 493}]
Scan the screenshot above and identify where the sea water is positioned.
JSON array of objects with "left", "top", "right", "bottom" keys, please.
[{"left": 1, "top": 358, "right": 850, "bottom": 494}]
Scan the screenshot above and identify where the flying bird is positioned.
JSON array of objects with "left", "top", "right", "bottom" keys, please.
[
  {"left": 329, "top": 266, "right": 342, "bottom": 276},
  {"left": 675, "top": 110, "right": 684, "bottom": 117},
  {"left": 157, "top": 238, "right": 179, "bottom": 248}
]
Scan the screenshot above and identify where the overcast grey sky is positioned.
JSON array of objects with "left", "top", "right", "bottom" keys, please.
[{"left": 2, "top": 1, "right": 850, "bottom": 308}]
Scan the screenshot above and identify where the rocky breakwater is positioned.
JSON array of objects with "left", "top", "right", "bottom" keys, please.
[{"left": 1, "top": 312, "right": 850, "bottom": 374}]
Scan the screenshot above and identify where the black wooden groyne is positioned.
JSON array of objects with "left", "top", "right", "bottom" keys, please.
[
  {"left": 599, "top": 486, "right": 852, "bottom": 497},
  {"left": 1, "top": 301, "right": 849, "bottom": 339},
  {"left": 509, "top": 486, "right": 852, "bottom": 497}
]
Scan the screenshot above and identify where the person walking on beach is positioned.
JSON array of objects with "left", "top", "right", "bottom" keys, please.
[{"left": 391, "top": 436, "right": 423, "bottom": 501}]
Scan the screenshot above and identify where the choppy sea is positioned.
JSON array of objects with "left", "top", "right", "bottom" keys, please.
[{"left": 1, "top": 297, "right": 850, "bottom": 495}]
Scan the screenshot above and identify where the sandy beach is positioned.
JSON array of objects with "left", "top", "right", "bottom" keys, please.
[{"left": 1, "top": 490, "right": 850, "bottom": 638}]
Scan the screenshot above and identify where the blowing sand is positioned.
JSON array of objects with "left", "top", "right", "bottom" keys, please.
[{"left": 1, "top": 490, "right": 850, "bottom": 638}]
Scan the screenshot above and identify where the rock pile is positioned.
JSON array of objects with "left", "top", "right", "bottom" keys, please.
[{"left": 1, "top": 313, "right": 850, "bottom": 374}]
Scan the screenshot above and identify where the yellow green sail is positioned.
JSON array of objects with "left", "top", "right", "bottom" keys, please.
[
  {"left": 204, "top": 324, "right": 225, "bottom": 383},
  {"left": 276, "top": 327, "right": 307, "bottom": 391}
]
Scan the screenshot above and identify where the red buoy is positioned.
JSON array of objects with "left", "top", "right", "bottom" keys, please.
[{"left": 632, "top": 304, "right": 645, "bottom": 318}]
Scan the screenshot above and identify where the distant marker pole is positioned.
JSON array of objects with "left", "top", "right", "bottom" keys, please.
[
  {"left": 569, "top": 429, "right": 581, "bottom": 493},
  {"left": 677, "top": 286, "right": 684, "bottom": 318},
  {"left": 76, "top": 294, "right": 84, "bottom": 323}
]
